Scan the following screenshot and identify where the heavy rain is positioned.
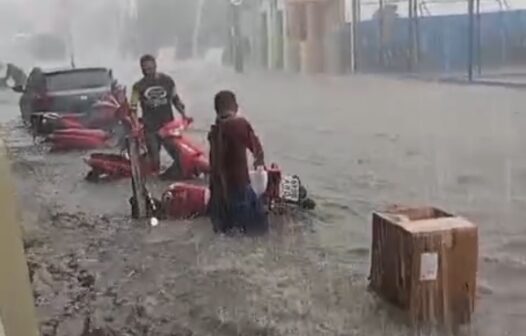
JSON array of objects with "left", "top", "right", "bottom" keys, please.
[{"left": 0, "top": 0, "right": 526, "bottom": 335}]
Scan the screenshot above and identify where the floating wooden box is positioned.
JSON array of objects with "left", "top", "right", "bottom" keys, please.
[{"left": 369, "top": 206, "right": 478, "bottom": 325}]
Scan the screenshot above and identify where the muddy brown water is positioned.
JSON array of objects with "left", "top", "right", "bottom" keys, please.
[{"left": 1, "top": 64, "right": 526, "bottom": 335}]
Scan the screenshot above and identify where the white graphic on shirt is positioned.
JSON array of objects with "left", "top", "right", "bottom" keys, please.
[{"left": 144, "top": 85, "right": 168, "bottom": 108}]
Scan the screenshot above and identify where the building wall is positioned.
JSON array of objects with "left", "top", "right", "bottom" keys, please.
[
  {"left": 277, "top": 0, "right": 289, "bottom": 70},
  {"left": 258, "top": 0, "right": 289, "bottom": 70},
  {"left": 285, "top": 0, "right": 346, "bottom": 73},
  {"left": 255, "top": 0, "right": 348, "bottom": 74}
]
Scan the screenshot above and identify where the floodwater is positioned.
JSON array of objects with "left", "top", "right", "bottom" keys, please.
[{"left": 1, "top": 62, "right": 526, "bottom": 335}]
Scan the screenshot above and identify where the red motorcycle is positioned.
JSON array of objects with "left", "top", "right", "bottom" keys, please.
[
  {"left": 31, "top": 93, "right": 123, "bottom": 133},
  {"left": 84, "top": 118, "right": 210, "bottom": 182},
  {"left": 36, "top": 90, "right": 128, "bottom": 152},
  {"left": 45, "top": 128, "right": 112, "bottom": 152},
  {"left": 158, "top": 163, "right": 315, "bottom": 220}
]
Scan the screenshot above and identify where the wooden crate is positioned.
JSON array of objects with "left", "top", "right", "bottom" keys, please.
[{"left": 369, "top": 206, "right": 478, "bottom": 326}]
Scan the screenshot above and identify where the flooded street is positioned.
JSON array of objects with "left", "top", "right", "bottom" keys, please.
[{"left": 2, "top": 63, "right": 526, "bottom": 335}]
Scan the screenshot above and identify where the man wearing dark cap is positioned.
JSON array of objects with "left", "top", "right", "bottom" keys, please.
[{"left": 208, "top": 90, "right": 268, "bottom": 235}]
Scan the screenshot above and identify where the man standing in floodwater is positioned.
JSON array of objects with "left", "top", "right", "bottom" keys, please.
[
  {"left": 208, "top": 90, "right": 268, "bottom": 235},
  {"left": 130, "top": 54, "right": 190, "bottom": 179}
]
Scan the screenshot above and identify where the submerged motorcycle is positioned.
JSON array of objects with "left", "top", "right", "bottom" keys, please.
[
  {"left": 84, "top": 117, "right": 209, "bottom": 182},
  {"left": 32, "top": 91, "right": 127, "bottom": 151},
  {"left": 157, "top": 164, "right": 316, "bottom": 220},
  {"left": 63, "top": 94, "right": 316, "bottom": 220},
  {"left": 30, "top": 93, "right": 123, "bottom": 133}
]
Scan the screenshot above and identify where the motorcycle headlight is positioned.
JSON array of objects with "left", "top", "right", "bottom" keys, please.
[{"left": 162, "top": 191, "right": 173, "bottom": 203}]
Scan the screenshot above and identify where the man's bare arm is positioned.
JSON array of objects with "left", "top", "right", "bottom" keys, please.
[
  {"left": 167, "top": 76, "right": 188, "bottom": 119},
  {"left": 243, "top": 120, "right": 265, "bottom": 168},
  {"left": 172, "top": 94, "right": 187, "bottom": 118}
]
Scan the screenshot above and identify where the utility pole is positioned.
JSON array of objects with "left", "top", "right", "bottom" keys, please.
[
  {"left": 413, "top": 0, "right": 419, "bottom": 69},
  {"left": 230, "top": 0, "right": 244, "bottom": 73},
  {"left": 192, "top": 0, "right": 206, "bottom": 58},
  {"left": 408, "top": 0, "right": 413, "bottom": 71},
  {"left": 68, "top": 30, "right": 76, "bottom": 68},
  {"left": 59, "top": 0, "right": 75, "bottom": 67},
  {"left": 351, "top": 0, "right": 360, "bottom": 73},
  {"left": 476, "top": 0, "right": 482, "bottom": 75},
  {"left": 378, "top": 0, "right": 385, "bottom": 68},
  {"left": 468, "top": 0, "right": 475, "bottom": 81}
]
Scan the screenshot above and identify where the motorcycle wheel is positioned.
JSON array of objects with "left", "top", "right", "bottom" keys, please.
[
  {"left": 299, "top": 185, "right": 307, "bottom": 200},
  {"left": 300, "top": 198, "right": 316, "bottom": 210},
  {"left": 85, "top": 170, "right": 101, "bottom": 183},
  {"left": 297, "top": 184, "right": 315, "bottom": 210}
]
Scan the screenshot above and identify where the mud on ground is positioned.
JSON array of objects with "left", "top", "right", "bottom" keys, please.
[{"left": 5, "top": 122, "right": 401, "bottom": 336}]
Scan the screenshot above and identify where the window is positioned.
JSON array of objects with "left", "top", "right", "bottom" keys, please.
[
  {"left": 45, "top": 69, "right": 111, "bottom": 92},
  {"left": 26, "top": 68, "right": 45, "bottom": 91}
]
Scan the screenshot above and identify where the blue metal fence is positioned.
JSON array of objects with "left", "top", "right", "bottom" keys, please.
[{"left": 352, "top": 8, "right": 526, "bottom": 73}]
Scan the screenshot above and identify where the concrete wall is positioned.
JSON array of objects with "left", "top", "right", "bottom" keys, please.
[
  {"left": 286, "top": 0, "right": 346, "bottom": 74},
  {"left": 254, "top": 0, "right": 348, "bottom": 74},
  {"left": 0, "top": 140, "right": 39, "bottom": 336}
]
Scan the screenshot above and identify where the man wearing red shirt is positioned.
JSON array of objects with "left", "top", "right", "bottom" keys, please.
[{"left": 208, "top": 90, "right": 268, "bottom": 235}]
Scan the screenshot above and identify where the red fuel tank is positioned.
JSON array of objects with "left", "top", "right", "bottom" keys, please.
[{"left": 162, "top": 183, "right": 210, "bottom": 219}]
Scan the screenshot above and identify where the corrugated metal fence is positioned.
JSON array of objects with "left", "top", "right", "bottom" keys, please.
[{"left": 339, "top": 0, "right": 526, "bottom": 75}]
